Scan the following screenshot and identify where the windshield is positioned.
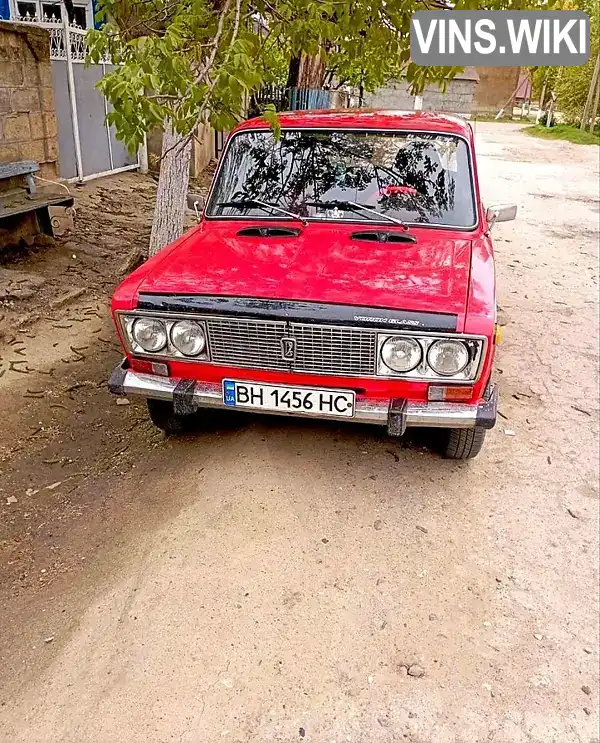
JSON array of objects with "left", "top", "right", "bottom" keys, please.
[{"left": 207, "top": 129, "right": 477, "bottom": 228}]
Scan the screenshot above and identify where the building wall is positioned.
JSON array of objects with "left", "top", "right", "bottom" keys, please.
[
  {"left": 473, "top": 67, "right": 521, "bottom": 115},
  {"left": 4, "top": 0, "right": 96, "bottom": 29},
  {"left": 365, "top": 77, "right": 477, "bottom": 115},
  {"left": 0, "top": 21, "right": 58, "bottom": 191},
  {"left": 147, "top": 121, "right": 215, "bottom": 178},
  {"left": 191, "top": 122, "right": 215, "bottom": 177}
]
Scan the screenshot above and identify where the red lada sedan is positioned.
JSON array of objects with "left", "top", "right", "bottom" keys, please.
[{"left": 108, "top": 110, "right": 516, "bottom": 459}]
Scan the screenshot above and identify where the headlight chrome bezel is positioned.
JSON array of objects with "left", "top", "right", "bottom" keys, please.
[
  {"left": 131, "top": 317, "right": 168, "bottom": 354},
  {"left": 376, "top": 332, "right": 485, "bottom": 382},
  {"left": 380, "top": 336, "right": 423, "bottom": 373},
  {"left": 170, "top": 320, "right": 207, "bottom": 357},
  {"left": 118, "top": 312, "right": 210, "bottom": 361},
  {"left": 426, "top": 338, "right": 471, "bottom": 377}
]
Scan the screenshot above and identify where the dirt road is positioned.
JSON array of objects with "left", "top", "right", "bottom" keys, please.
[{"left": 0, "top": 124, "right": 598, "bottom": 743}]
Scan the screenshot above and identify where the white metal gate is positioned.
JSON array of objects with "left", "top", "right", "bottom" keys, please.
[{"left": 17, "top": 13, "right": 139, "bottom": 181}]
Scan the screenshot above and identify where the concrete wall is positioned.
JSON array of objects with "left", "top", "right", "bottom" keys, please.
[
  {"left": 191, "top": 122, "right": 214, "bottom": 177},
  {"left": 366, "top": 77, "right": 477, "bottom": 115},
  {"left": 147, "top": 121, "right": 215, "bottom": 178},
  {"left": 0, "top": 21, "right": 58, "bottom": 191},
  {"left": 473, "top": 67, "right": 520, "bottom": 116}
]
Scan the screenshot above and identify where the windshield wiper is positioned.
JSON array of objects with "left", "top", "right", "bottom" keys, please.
[
  {"left": 303, "top": 200, "right": 409, "bottom": 230},
  {"left": 216, "top": 199, "right": 307, "bottom": 226}
]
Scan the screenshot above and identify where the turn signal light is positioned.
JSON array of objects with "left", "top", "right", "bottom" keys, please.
[
  {"left": 151, "top": 362, "right": 170, "bottom": 377},
  {"left": 130, "top": 358, "right": 155, "bottom": 375},
  {"left": 428, "top": 385, "right": 474, "bottom": 402},
  {"left": 130, "top": 359, "right": 170, "bottom": 376}
]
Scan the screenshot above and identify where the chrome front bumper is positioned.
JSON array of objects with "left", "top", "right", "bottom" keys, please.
[{"left": 108, "top": 362, "right": 497, "bottom": 432}]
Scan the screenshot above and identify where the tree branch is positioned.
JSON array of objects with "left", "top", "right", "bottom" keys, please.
[
  {"left": 191, "top": 0, "right": 243, "bottom": 130},
  {"left": 158, "top": 0, "right": 243, "bottom": 164},
  {"left": 194, "top": 0, "right": 233, "bottom": 85}
]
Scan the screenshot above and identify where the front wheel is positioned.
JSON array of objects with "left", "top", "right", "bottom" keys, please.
[
  {"left": 146, "top": 399, "right": 195, "bottom": 435},
  {"left": 441, "top": 427, "right": 487, "bottom": 459}
]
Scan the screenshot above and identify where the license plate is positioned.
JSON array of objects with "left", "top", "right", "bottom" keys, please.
[{"left": 222, "top": 380, "right": 355, "bottom": 418}]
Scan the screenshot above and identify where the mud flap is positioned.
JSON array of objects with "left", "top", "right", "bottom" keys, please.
[
  {"left": 387, "top": 398, "right": 407, "bottom": 437},
  {"left": 108, "top": 359, "right": 128, "bottom": 396},
  {"left": 476, "top": 384, "right": 498, "bottom": 429},
  {"left": 173, "top": 379, "right": 197, "bottom": 416}
]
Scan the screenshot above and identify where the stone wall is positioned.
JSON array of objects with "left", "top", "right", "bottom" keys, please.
[
  {"left": 473, "top": 67, "right": 521, "bottom": 116},
  {"left": 366, "top": 72, "right": 478, "bottom": 116},
  {"left": 365, "top": 80, "right": 415, "bottom": 110},
  {"left": 419, "top": 79, "right": 478, "bottom": 114},
  {"left": 0, "top": 21, "right": 58, "bottom": 192}
]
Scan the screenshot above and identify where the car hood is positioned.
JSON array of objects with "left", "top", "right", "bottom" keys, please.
[{"left": 138, "top": 221, "right": 472, "bottom": 316}]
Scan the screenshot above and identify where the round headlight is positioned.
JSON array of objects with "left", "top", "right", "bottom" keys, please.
[
  {"left": 131, "top": 317, "right": 167, "bottom": 353},
  {"left": 427, "top": 339, "right": 470, "bottom": 376},
  {"left": 170, "top": 320, "right": 206, "bottom": 357},
  {"left": 381, "top": 336, "right": 422, "bottom": 373}
]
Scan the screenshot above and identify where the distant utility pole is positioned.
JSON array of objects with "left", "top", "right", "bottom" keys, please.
[{"left": 580, "top": 52, "right": 600, "bottom": 132}]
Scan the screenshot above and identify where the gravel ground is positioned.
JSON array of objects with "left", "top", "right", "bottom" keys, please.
[{"left": 0, "top": 123, "right": 598, "bottom": 743}]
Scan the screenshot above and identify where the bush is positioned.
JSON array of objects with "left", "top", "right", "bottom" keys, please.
[
  {"left": 537, "top": 110, "right": 553, "bottom": 127},
  {"left": 530, "top": 0, "right": 599, "bottom": 125},
  {"left": 555, "top": 58, "right": 597, "bottom": 124}
]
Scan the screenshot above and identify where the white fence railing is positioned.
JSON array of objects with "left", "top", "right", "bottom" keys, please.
[{"left": 15, "top": 13, "right": 97, "bottom": 62}]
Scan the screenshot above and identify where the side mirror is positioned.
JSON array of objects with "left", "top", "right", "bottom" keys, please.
[
  {"left": 187, "top": 192, "right": 206, "bottom": 221},
  {"left": 486, "top": 204, "right": 517, "bottom": 230}
]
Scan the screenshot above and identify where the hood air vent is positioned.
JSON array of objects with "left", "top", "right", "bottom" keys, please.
[
  {"left": 351, "top": 230, "right": 417, "bottom": 244},
  {"left": 237, "top": 226, "right": 301, "bottom": 237}
]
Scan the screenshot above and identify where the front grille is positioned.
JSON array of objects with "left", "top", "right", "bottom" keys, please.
[
  {"left": 204, "top": 316, "right": 377, "bottom": 376},
  {"left": 291, "top": 323, "right": 376, "bottom": 376},
  {"left": 206, "top": 317, "right": 289, "bottom": 370}
]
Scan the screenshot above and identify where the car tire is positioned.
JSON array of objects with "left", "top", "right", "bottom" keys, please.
[
  {"left": 442, "top": 426, "right": 487, "bottom": 459},
  {"left": 146, "top": 399, "right": 193, "bottom": 435}
]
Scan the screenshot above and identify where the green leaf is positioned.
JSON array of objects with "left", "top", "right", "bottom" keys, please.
[
  {"left": 262, "top": 104, "right": 281, "bottom": 140},
  {"left": 91, "top": 0, "right": 544, "bottom": 149}
]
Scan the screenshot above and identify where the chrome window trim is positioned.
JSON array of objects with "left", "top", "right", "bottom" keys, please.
[
  {"left": 117, "top": 310, "right": 487, "bottom": 384},
  {"left": 204, "top": 127, "right": 479, "bottom": 232}
]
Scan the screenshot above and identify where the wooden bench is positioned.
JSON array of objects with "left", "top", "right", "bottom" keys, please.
[
  {"left": 0, "top": 160, "right": 74, "bottom": 237},
  {"left": 0, "top": 160, "right": 39, "bottom": 195}
]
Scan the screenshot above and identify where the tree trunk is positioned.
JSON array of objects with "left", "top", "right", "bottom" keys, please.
[
  {"left": 297, "top": 54, "right": 326, "bottom": 88},
  {"left": 581, "top": 53, "right": 600, "bottom": 131},
  {"left": 286, "top": 56, "right": 301, "bottom": 88},
  {"left": 546, "top": 96, "right": 555, "bottom": 128},
  {"left": 286, "top": 54, "right": 326, "bottom": 90},
  {"left": 538, "top": 76, "right": 547, "bottom": 110},
  {"left": 589, "top": 75, "right": 600, "bottom": 133},
  {"left": 148, "top": 122, "right": 192, "bottom": 257}
]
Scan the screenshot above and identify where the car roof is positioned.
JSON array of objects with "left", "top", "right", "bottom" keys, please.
[{"left": 233, "top": 109, "right": 474, "bottom": 139}]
